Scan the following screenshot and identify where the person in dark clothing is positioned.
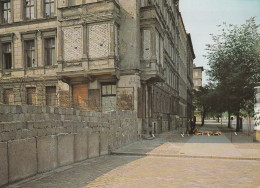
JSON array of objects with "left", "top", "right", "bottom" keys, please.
[
  {"left": 193, "top": 116, "right": 196, "bottom": 125},
  {"left": 189, "top": 119, "right": 195, "bottom": 134}
]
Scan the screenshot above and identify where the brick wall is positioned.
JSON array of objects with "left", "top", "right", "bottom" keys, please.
[{"left": 0, "top": 104, "right": 138, "bottom": 186}]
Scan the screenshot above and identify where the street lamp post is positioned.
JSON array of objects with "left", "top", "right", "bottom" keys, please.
[{"left": 254, "top": 85, "right": 260, "bottom": 142}]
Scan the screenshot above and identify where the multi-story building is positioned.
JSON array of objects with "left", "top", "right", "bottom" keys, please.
[
  {"left": 0, "top": 0, "right": 195, "bottom": 136},
  {"left": 193, "top": 64, "right": 204, "bottom": 90}
]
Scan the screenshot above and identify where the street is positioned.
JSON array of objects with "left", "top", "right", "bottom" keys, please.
[{"left": 7, "top": 120, "right": 260, "bottom": 188}]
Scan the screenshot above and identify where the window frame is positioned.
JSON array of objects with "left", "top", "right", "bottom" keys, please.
[
  {"left": 44, "top": 0, "right": 55, "bottom": 18},
  {"left": 2, "top": 42, "right": 12, "bottom": 69},
  {"left": 44, "top": 37, "right": 56, "bottom": 66},
  {"left": 101, "top": 83, "right": 116, "bottom": 97},
  {"left": 24, "top": 0, "right": 35, "bottom": 20},
  {"left": 2, "top": 0, "right": 11, "bottom": 24},
  {"left": 24, "top": 40, "right": 36, "bottom": 68}
]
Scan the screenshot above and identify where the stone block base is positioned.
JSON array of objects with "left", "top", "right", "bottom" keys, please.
[
  {"left": 8, "top": 138, "right": 37, "bottom": 182},
  {"left": 74, "top": 133, "right": 88, "bottom": 162},
  {"left": 37, "top": 136, "right": 58, "bottom": 173},
  {"left": 58, "top": 134, "right": 74, "bottom": 166},
  {"left": 88, "top": 133, "right": 99, "bottom": 159},
  {"left": 0, "top": 142, "right": 8, "bottom": 187}
]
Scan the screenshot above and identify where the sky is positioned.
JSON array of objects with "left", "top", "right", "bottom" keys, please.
[{"left": 180, "top": 0, "right": 260, "bottom": 85}]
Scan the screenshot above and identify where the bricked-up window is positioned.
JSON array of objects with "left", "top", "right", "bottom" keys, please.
[
  {"left": 25, "top": 40, "right": 35, "bottom": 67},
  {"left": 25, "top": 0, "right": 34, "bottom": 20},
  {"left": 27, "top": 87, "right": 36, "bottom": 105},
  {"left": 45, "top": 38, "right": 55, "bottom": 66},
  {"left": 44, "top": 0, "right": 54, "bottom": 17},
  {"left": 4, "top": 88, "right": 14, "bottom": 104},
  {"left": 2, "top": 1, "right": 11, "bottom": 23},
  {"left": 46, "top": 86, "right": 56, "bottom": 106},
  {"left": 2, "top": 43, "right": 12, "bottom": 69}
]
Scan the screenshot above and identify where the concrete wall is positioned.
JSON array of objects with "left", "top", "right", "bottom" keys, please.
[{"left": 0, "top": 104, "right": 138, "bottom": 186}]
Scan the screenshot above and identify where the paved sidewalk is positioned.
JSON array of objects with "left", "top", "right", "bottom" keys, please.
[{"left": 113, "top": 120, "right": 260, "bottom": 160}]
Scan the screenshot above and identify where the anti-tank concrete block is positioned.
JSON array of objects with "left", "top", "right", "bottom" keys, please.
[
  {"left": 8, "top": 138, "right": 37, "bottom": 182},
  {"left": 0, "top": 142, "right": 8, "bottom": 187},
  {"left": 37, "top": 135, "right": 58, "bottom": 173},
  {"left": 57, "top": 134, "right": 74, "bottom": 166},
  {"left": 88, "top": 133, "right": 99, "bottom": 159},
  {"left": 74, "top": 133, "right": 88, "bottom": 162}
]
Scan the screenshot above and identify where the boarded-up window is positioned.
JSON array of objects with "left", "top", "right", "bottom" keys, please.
[
  {"left": 73, "top": 84, "right": 88, "bottom": 110},
  {"left": 101, "top": 83, "right": 116, "bottom": 112},
  {"left": 27, "top": 87, "right": 36, "bottom": 105},
  {"left": 46, "top": 86, "right": 56, "bottom": 106},
  {"left": 4, "top": 88, "right": 14, "bottom": 104}
]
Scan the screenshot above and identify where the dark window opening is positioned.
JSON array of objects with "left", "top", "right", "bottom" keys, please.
[
  {"left": 25, "top": 40, "right": 35, "bottom": 67},
  {"left": 3, "top": 43, "right": 12, "bottom": 69},
  {"left": 101, "top": 83, "right": 116, "bottom": 97},
  {"left": 45, "top": 38, "right": 55, "bottom": 66}
]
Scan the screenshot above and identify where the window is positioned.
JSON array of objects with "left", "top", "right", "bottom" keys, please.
[
  {"left": 25, "top": 0, "right": 34, "bottom": 20},
  {"left": 46, "top": 86, "right": 56, "bottom": 106},
  {"left": 45, "top": 38, "right": 55, "bottom": 66},
  {"left": 101, "top": 83, "right": 116, "bottom": 111},
  {"left": 27, "top": 87, "right": 36, "bottom": 105},
  {"left": 25, "top": 40, "right": 35, "bottom": 67},
  {"left": 2, "top": 1, "right": 11, "bottom": 23},
  {"left": 102, "top": 84, "right": 116, "bottom": 96},
  {"left": 2, "top": 43, "right": 12, "bottom": 69},
  {"left": 4, "top": 88, "right": 14, "bottom": 104},
  {"left": 44, "top": 0, "right": 55, "bottom": 17}
]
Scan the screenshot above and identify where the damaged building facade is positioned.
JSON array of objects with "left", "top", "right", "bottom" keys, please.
[{"left": 0, "top": 0, "right": 195, "bottom": 136}]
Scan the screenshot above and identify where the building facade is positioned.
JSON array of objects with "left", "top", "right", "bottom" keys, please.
[
  {"left": 193, "top": 64, "right": 204, "bottom": 90},
  {"left": 0, "top": 0, "right": 195, "bottom": 136}
]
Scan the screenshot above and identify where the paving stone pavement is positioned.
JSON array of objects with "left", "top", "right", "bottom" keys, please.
[{"left": 6, "top": 120, "right": 260, "bottom": 188}]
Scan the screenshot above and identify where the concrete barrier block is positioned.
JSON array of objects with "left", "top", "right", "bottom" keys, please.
[
  {"left": 37, "top": 136, "right": 58, "bottom": 173},
  {"left": 100, "top": 133, "right": 109, "bottom": 156},
  {"left": 57, "top": 134, "right": 74, "bottom": 166},
  {"left": 88, "top": 133, "right": 99, "bottom": 159},
  {"left": 8, "top": 138, "right": 37, "bottom": 183},
  {"left": 0, "top": 142, "right": 8, "bottom": 187},
  {"left": 74, "top": 133, "right": 88, "bottom": 162}
]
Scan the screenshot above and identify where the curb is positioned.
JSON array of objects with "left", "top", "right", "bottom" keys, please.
[{"left": 111, "top": 152, "right": 260, "bottom": 161}]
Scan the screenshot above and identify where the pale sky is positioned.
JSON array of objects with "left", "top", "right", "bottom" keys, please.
[{"left": 180, "top": 0, "right": 260, "bottom": 85}]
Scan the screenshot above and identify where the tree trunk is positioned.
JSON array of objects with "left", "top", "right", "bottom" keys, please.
[
  {"left": 201, "top": 111, "right": 206, "bottom": 126},
  {"left": 236, "top": 113, "right": 240, "bottom": 132},
  {"left": 228, "top": 111, "right": 231, "bottom": 128},
  {"left": 217, "top": 117, "right": 220, "bottom": 123}
]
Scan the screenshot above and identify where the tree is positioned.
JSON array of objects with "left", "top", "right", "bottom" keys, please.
[
  {"left": 193, "top": 85, "right": 218, "bottom": 126},
  {"left": 205, "top": 17, "right": 260, "bottom": 131}
]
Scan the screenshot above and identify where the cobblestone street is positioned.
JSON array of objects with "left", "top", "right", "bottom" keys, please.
[{"left": 7, "top": 121, "right": 260, "bottom": 188}]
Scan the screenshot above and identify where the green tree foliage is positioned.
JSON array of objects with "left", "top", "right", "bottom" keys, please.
[
  {"left": 205, "top": 17, "right": 260, "bottom": 131},
  {"left": 193, "top": 85, "right": 219, "bottom": 126}
]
